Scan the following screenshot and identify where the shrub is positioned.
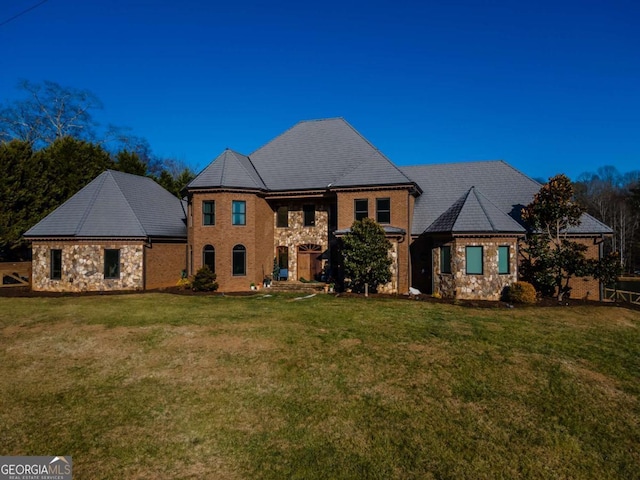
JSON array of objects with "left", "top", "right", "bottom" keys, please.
[
  {"left": 341, "top": 217, "right": 392, "bottom": 293},
  {"left": 191, "top": 266, "right": 218, "bottom": 292},
  {"left": 505, "top": 281, "right": 537, "bottom": 304}
]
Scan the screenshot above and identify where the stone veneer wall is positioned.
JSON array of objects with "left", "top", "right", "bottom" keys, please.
[
  {"left": 32, "top": 242, "right": 144, "bottom": 292},
  {"left": 377, "top": 239, "right": 399, "bottom": 294},
  {"left": 433, "top": 237, "right": 519, "bottom": 301},
  {"left": 274, "top": 204, "right": 329, "bottom": 282}
]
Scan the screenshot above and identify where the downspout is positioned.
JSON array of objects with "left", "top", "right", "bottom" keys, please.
[
  {"left": 407, "top": 193, "right": 412, "bottom": 292},
  {"left": 143, "top": 239, "right": 148, "bottom": 291},
  {"left": 599, "top": 234, "right": 604, "bottom": 301}
]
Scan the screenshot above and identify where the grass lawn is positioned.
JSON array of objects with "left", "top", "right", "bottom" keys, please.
[{"left": 1, "top": 293, "right": 639, "bottom": 479}]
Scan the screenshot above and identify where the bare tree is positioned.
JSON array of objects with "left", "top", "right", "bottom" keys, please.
[
  {"left": 0, "top": 80, "right": 102, "bottom": 146},
  {"left": 575, "top": 166, "right": 640, "bottom": 273}
]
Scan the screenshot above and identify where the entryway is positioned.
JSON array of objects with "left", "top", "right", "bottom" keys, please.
[{"left": 297, "top": 244, "right": 322, "bottom": 281}]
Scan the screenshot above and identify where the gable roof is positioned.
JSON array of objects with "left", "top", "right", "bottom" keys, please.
[
  {"left": 188, "top": 149, "right": 267, "bottom": 190},
  {"left": 402, "top": 160, "right": 612, "bottom": 236},
  {"left": 249, "top": 118, "right": 416, "bottom": 191},
  {"left": 426, "top": 186, "right": 526, "bottom": 234},
  {"left": 25, "top": 170, "right": 187, "bottom": 238}
]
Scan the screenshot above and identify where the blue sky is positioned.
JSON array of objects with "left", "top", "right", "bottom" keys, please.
[{"left": 1, "top": 0, "right": 638, "bottom": 181}]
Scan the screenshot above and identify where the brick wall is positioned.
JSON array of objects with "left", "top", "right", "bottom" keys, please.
[
  {"left": 145, "top": 241, "right": 187, "bottom": 290},
  {"left": 336, "top": 189, "right": 413, "bottom": 293},
  {"left": 189, "top": 191, "right": 273, "bottom": 291},
  {"left": 564, "top": 237, "right": 602, "bottom": 300}
]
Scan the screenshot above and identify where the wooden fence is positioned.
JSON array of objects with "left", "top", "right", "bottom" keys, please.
[
  {"left": 604, "top": 288, "right": 640, "bottom": 305},
  {"left": 0, "top": 262, "right": 31, "bottom": 288}
]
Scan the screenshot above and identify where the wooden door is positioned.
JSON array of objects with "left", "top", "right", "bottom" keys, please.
[{"left": 297, "top": 244, "right": 322, "bottom": 281}]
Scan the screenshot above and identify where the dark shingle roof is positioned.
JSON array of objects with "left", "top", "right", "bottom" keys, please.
[
  {"left": 249, "top": 118, "right": 415, "bottom": 190},
  {"left": 188, "top": 149, "right": 266, "bottom": 190},
  {"left": 25, "top": 170, "right": 187, "bottom": 238},
  {"left": 425, "top": 187, "right": 526, "bottom": 234},
  {"left": 402, "top": 160, "right": 612, "bottom": 236}
]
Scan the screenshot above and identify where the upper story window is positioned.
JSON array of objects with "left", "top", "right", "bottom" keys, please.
[
  {"left": 376, "top": 198, "right": 391, "bottom": 224},
  {"left": 277, "top": 206, "right": 288, "bottom": 228},
  {"left": 498, "top": 246, "right": 510, "bottom": 274},
  {"left": 303, "top": 204, "right": 315, "bottom": 227},
  {"left": 50, "top": 249, "right": 62, "bottom": 280},
  {"left": 104, "top": 249, "right": 120, "bottom": 279},
  {"left": 203, "top": 201, "right": 215, "bottom": 225},
  {"left": 465, "top": 246, "right": 483, "bottom": 275},
  {"left": 232, "top": 200, "right": 246, "bottom": 225},
  {"left": 355, "top": 199, "right": 368, "bottom": 221}
]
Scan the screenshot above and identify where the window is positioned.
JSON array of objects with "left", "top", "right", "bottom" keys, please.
[
  {"left": 277, "top": 206, "right": 288, "bottom": 228},
  {"left": 498, "top": 246, "right": 510, "bottom": 274},
  {"left": 232, "top": 244, "right": 246, "bottom": 276},
  {"left": 50, "top": 249, "right": 62, "bottom": 280},
  {"left": 303, "top": 204, "right": 315, "bottom": 227},
  {"left": 104, "top": 249, "right": 120, "bottom": 279},
  {"left": 203, "top": 245, "right": 215, "bottom": 272},
  {"left": 440, "top": 246, "right": 451, "bottom": 274},
  {"left": 376, "top": 198, "right": 391, "bottom": 224},
  {"left": 232, "top": 200, "right": 246, "bottom": 225},
  {"left": 203, "top": 201, "right": 215, "bottom": 225},
  {"left": 466, "top": 246, "right": 483, "bottom": 275},
  {"left": 276, "top": 246, "right": 288, "bottom": 280},
  {"left": 355, "top": 199, "right": 368, "bottom": 221}
]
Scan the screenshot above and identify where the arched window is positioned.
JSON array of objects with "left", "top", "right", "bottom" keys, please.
[
  {"left": 203, "top": 245, "right": 215, "bottom": 272},
  {"left": 232, "top": 244, "right": 246, "bottom": 276}
]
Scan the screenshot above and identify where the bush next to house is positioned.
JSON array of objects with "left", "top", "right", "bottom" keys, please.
[
  {"left": 191, "top": 266, "right": 219, "bottom": 292},
  {"left": 504, "top": 281, "right": 537, "bottom": 304},
  {"left": 341, "top": 217, "right": 392, "bottom": 293}
]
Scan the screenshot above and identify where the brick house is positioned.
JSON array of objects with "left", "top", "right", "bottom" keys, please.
[
  {"left": 185, "top": 118, "right": 611, "bottom": 300},
  {"left": 25, "top": 118, "right": 612, "bottom": 299}
]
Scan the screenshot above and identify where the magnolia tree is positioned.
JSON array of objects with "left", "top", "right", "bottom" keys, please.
[
  {"left": 341, "top": 218, "right": 392, "bottom": 293},
  {"left": 521, "top": 174, "right": 620, "bottom": 300}
]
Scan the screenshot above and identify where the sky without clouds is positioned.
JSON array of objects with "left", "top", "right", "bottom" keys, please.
[{"left": 1, "top": 0, "right": 638, "bottom": 181}]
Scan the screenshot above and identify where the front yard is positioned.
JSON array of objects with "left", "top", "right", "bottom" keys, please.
[{"left": 1, "top": 293, "right": 638, "bottom": 479}]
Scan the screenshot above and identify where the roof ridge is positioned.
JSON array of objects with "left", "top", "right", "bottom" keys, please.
[
  {"left": 470, "top": 187, "right": 497, "bottom": 231},
  {"left": 73, "top": 172, "right": 108, "bottom": 235},
  {"left": 231, "top": 151, "right": 266, "bottom": 190},
  {"left": 109, "top": 171, "right": 149, "bottom": 236},
  {"left": 220, "top": 149, "right": 228, "bottom": 186},
  {"left": 339, "top": 119, "right": 416, "bottom": 186},
  {"left": 497, "top": 159, "right": 543, "bottom": 187},
  {"left": 402, "top": 159, "right": 506, "bottom": 170},
  {"left": 425, "top": 190, "right": 469, "bottom": 233}
]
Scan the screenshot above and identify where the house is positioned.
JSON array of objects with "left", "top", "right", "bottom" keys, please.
[
  {"left": 24, "top": 170, "right": 187, "bottom": 292},
  {"left": 26, "top": 118, "right": 612, "bottom": 299},
  {"left": 184, "top": 118, "right": 611, "bottom": 300}
]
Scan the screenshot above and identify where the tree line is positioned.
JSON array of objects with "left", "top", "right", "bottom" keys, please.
[
  {"left": 0, "top": 80, "right": 195, "bottom": 261},
  {"left": 574, "top": 166, "right": 640, "bottom": 275}
]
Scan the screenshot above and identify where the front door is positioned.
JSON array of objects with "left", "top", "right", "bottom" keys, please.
[{"left": 297, "top": 244, "right": 322, "bottom": 281}]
